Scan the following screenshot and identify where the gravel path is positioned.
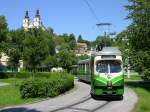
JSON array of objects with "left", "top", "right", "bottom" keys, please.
[
  {"left": 0, "top": 82, "right": 9, "bottom": 87},
  {"left": 0, "top": 81, "right": 138, "bottom": 112}
]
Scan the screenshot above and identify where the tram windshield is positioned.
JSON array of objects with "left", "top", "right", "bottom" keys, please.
[{"left": 96, "top": 60, "right": 121, "bottom": 73}]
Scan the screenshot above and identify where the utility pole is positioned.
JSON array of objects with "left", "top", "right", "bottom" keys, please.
[{"left": 96, "top": 23, "right": 112, "bottom": 46}]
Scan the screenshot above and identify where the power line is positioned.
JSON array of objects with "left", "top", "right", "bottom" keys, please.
[{"left": 83, "top": 0, "right": 100, "bottom": 23}]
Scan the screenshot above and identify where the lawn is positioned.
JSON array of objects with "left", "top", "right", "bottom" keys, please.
[
  {"left": 125, "top": 81, "right": 150, "bottom": 112},
  {"left": 124, "top": 75, "right": 143, "bottom": 80},
  {"left": 0, "top": 78, "right": 41, "bottom": 107},
  {"left": 0, "top": 85, "right": 41, "bottom": 107},
  {"left": 0, "top": 78, "right": 24, "bottom": 86},
  {"left": 124, "top": 72, "right": 143, "bottom": 80},
  {"left": 0, "top": 72, "right": 74, "bottom": 107}
]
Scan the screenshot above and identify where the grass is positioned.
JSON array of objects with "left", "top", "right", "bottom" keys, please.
[
  {"left": 0, "top": 78, "right": 24, "bottom": 86},
  {"left": 124, "top": 71, "right": 143, "bottom": 80},
  {"left": 0, "top": 73, "right": 74, "bottom": 107},
  {"left": 126, "top": 81, "right": 150, "bottom": 112},
  {"left": 124, "top": 75, "right": 143, "bottom": 80},
  {"left": 0, "top": 78, "right": 41, "bottom": 107},
  {"left": 0, "top": 85, "right": 41, "bottom": 107}
]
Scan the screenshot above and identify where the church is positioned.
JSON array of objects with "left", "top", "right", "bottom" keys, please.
[
  {"left": 22, "top": 10, "right": 44, "bottom": 30},
  {"left": 0, "top": 10, "right": 45, "bottom": 72}
]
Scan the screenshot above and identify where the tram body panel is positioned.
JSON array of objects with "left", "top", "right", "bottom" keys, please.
[{"left": 77, "top": 47, "right": 124, "bottom": 97}]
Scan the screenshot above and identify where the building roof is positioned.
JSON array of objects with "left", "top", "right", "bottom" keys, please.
[{"left": 77, "top": 43, "right": 87, "bottom": 47}]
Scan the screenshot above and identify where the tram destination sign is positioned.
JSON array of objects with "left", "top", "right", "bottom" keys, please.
[{"left": 101, "top": 55, "right": 116, "bottom": 59}]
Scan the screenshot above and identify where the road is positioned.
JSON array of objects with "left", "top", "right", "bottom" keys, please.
[{"left": 0, "top": 80, "right": 138, "bottom": 112}]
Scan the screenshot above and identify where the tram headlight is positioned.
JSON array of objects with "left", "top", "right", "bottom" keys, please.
[{"left": 107, "top": 81, "right": 112, "bottom": 87}]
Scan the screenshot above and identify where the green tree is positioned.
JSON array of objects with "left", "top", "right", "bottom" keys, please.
[
  {"left": 124, "top": 0, "right": 150, "bottom": 78},
  {"left": 77, "top": 35, "right": 85, "bottom": 43},
  {"left": 95, "top": 36, "right": 112, "bottom": 47},
  {"left": 43, "top": 28, "right": 56, "bottom": 55},
  {"left": 125, "top": 0, "right": 150, "bottom": 50},
  {"left": 7, "top": 28, "right": 25, "bottom": 68},
  {"left": 0, "top": 16, "right": 8, "bottom": 53},
  {"left": 44, "top": 55, "right": 57, "bottom": 68},
  {"left": 57, "top": 50, "right": 77, "bottom": 71},
  {"left": 23, "top": 28, "right": 50, "bottom": 69},
  {"left": 68, "top": 34, "right": 77, "bottom": 50}
]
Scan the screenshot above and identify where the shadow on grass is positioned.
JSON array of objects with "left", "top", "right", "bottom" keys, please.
[
  {"left": 0, "top": 107, "right": 41, "bottom": 112},
  {"left": 125, "top": 81, "right": 150, "bottom": 92}
]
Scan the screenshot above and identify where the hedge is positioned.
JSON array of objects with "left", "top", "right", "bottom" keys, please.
[{"left": 20, "top": 73, "right": 74, "bottom": 98}]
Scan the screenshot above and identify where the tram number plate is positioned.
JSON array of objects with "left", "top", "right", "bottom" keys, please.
[{"left": 107, "top": 91, "right": 112, "bottom": 94}]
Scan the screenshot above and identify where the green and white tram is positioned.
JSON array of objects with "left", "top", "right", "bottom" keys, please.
[{"left": 77, "top": 47, "right": 124, "bottom": 99}]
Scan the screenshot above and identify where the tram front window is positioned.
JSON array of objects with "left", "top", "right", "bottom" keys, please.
[
  {"left": 110, "top": 62, "right": 121, "bottom": 73},
  {"left": 96, "top": 63, "right": 108, "bottom": 73},
  {"left": 96, "top": 60, "right": 121, "bottom": 73}
]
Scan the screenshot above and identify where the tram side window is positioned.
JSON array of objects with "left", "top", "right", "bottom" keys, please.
[
  {"left": 81, "top": 64, "right": 84, "bottom": 71},
  {"left": 84, "top": 64, "right": 86, "bottom": 72},
  {"left": 81, "top": 64, "right": 83, "bottom": 71},
  {"left": 87, "top": 64, "right": 90, "bottom": 73},
  {"left": 79, "top": 64, "right": 81, "bottom": 71}
]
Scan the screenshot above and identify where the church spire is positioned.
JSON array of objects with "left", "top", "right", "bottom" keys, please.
[
  {"left": 35, "top": 9, "right": 40, "bottom": 18},
  {"left": 25, "top": 10, "right": 29, "bottom": 19}
]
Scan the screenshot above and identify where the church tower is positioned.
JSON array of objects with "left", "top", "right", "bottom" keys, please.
[
  {"left": 22, "top": 11, "right": 30, "bottom": 30},
  {"left": 34, "top": 9, "right": 41, "bottom": 28}
]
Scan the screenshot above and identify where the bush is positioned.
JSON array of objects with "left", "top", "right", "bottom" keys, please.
[
  {"left": 20, "top": 73, "right": 74, "bottom": 98},
  {"left": 142, "top": 68, "right": 150, "bottom": 80},
  {"left": 0, "top": 72, "right": 14, "bottom": 78}
]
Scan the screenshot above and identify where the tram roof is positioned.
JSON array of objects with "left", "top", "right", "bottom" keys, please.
[{"left": 92, "top": 47, "right": 121, "bottom": 56}]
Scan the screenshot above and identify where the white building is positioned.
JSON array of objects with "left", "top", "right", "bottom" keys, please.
[{"left": 0, "top": 53, "right": 9, "bottom": 66}]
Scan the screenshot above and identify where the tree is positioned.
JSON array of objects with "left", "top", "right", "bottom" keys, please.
[
  {"left": 77, "top": 35, "right": 85, "bottom": 43},
  {"left": 57, "top": 49, "right": 77, "bottom": 71},
  {"left": 43, "top": 28, "right": 56, "bottom": 55},
  {"left": 124, "top": 0, "right": 150, "bottom": 78},
  {"left": 68, "top": 34, "right": 77, "bottom": 50},
  {"left": 43, "top": 55, "right": 57, "bottom": 68},
  {"left": 125, "top": 0, "right": 150, "bottom": 50},
  {"left": 95, "top": 36, "right": 112, "bottom": 47},
  {"left": 0, "top": 16, "right": 8, "bottom": 53},
  {"left": 54, "top": 33, "right": 77, "bottom": 51},
  {"left": 23, "top": 28, "right": 50, "bottom": 69},
  {"left": 7, "top": 28, "right": 25, "bottom": 68}
]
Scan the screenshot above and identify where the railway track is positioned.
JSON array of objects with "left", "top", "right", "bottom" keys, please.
[
  {"left": 0, "top": 81, "right": 137, "bottom": 112},
  {"left": 51, "top": 94, "right": 111, "bottom": 112}
]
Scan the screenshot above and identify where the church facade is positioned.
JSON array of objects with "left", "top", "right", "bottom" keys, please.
[{"left": 22, "top": 10, "right": 44, "bottom": 30}]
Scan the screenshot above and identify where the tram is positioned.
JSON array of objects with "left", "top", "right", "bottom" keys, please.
[{"left": 77, "top": 47, "right": 124, "bottom": 99}]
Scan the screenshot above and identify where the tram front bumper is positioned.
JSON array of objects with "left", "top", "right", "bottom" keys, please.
[
  {"left": 93, "top": 86, "right": 124, "bottom": 95},
  {"left": 92, "top": 79, "right": 124, "bottom": 95}
]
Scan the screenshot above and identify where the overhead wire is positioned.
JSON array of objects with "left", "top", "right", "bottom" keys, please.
[{"left": 83, "top": 0, "right": 100, "bottom": 23}]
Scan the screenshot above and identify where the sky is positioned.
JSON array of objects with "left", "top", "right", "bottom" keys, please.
[{"left": 0, "top": 0, "right": 131, "bottom": 41}]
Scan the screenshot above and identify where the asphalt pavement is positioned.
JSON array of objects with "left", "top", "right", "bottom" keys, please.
[{"left": 0, "top": 80, "right": 138, "bottom": 112}]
